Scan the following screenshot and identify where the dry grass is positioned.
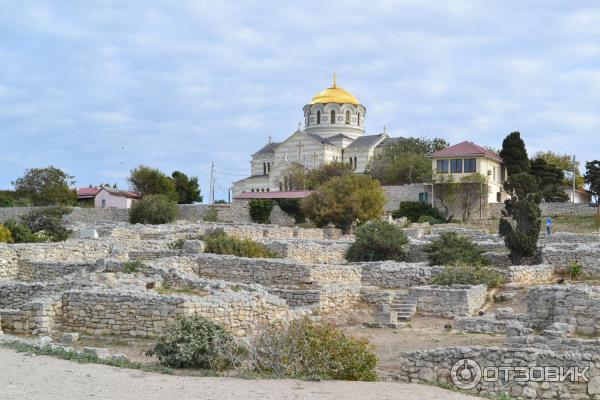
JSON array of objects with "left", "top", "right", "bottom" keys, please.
[{"left": 549, "top": 215, "right": 600, "bottom": 234}]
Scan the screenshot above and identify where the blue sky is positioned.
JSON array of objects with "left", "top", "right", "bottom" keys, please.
[{"left": 1, "top": 1, "right": 599, "bottom": 201}]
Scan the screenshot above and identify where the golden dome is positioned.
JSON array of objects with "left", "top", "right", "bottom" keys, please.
[{"left": 309, "top": 74, "right": 360, "bottom": 105}]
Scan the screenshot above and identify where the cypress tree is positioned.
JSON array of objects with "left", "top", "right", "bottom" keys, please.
[{"left": 500, "top": 132, "right": 530, "bottom": 176}]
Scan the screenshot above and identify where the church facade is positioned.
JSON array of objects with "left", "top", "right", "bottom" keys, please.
[{"left": 233, "top": 77, "right": 394, "bottom": 195}]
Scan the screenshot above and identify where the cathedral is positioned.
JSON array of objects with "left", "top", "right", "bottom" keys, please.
[{"left": 232, "top": 76, "right": 395, "bottom": 195}]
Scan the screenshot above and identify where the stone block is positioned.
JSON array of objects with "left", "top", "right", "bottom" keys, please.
[
  {"left": 60, "top": 332, "right": 80, "bottom": 343},
  {"left": 83, "top": 347, "right": 111, "bottom": 360},
  {"left": 79, "top": 229, "right": 99, "bottom": 239}
]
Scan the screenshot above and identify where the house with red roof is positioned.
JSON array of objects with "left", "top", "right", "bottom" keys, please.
[
  {"left": 76, "top": 187, "right": 140, "bottom": 209},
  {"left": 430, "top": 141, "right": 507, "bottom": 204}
]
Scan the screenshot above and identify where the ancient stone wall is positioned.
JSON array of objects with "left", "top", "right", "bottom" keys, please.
[
  {"left": 527, "top": 285, "right": 600, "bottom": 336},
  {"left": 490, "top": 202, "right": 597, "bottom": 218},
  {"left": 360, "top": 261, "right": 443, "bottom": 288},
  {"left": 259, "top": 238, "right": 351, "bottom": 263},
  {"left": 541, "top": 244, "right": 600, "bottom": 277},
  {"left": 411, "top": 285, "right": 487, "bottom": 317},
  {"left": 60, "top": 288, "right": 289, "bottom": 337},
  {"left": 0, "top": 245, "right": 18, "bottom": 280},
  {"left": 191, "top": 253, "right": 361, "bottom": 287},
  {"left": 396, "top": 345, "right": 598, "bottom": 399}
]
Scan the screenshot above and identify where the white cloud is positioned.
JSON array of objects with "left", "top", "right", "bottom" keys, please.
[{"left": 1, "top": 1, "right": 600, "bottom": 199}]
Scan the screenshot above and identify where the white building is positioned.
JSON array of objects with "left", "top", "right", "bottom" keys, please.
[{"left": 233, "top": 76, "right": 392, "bottom": 195}]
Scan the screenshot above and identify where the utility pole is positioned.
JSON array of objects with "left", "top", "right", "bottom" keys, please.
[
  {"left": 572, "top": 155, "right": 576, "bottom": 203},
  {"left": 209, "top": 162, "right": 215, "bottom": 204}
]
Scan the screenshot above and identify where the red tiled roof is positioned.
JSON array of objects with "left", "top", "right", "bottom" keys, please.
[
  {"left": 76, "top": 187, "right": 140, "bottom": 199},
  {"left": 430, "top": 141, "right": 503, "bottom": 162},
  {"left": 233, "top": 191, "right": 313, "bottom": 200},
  {"left": 76, "top": 187, "right": 102, "bottom": 198}
]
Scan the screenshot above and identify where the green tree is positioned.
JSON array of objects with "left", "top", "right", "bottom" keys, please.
[
  {"left": 457, "top": 173, "right": 490, "bottom": 222},
  {"left": 12, "top": 166, "right": 76, "bottom": 206},
  {"left": 0, "top": 190, "right": 30, "bottom": 207},
  {"left": 366, "top": 136, "right": 448, "bottom": 185},
  {"left": 300, "top": 175, "right": 386, "bottom": 234},
  {"left": 280, "top": 162, "right": 352, "bottom": 191},
  {"left": 432, "top": 173, "right": 459, "bottom": 221},
  {"left": 585, "top": 160, "right": 600, "bottom": 202},
  {"left": 171, "top": 171, "right": 202, "bottom": 204},
  {"left": 128, "top": 165, "right": 177, "bottom": 200},
  {"left": 499, "top": 173, "right": 542, "bottom": 265},
  {"left": 534, "top": 151, "right": 584, "bottom": 188},
  {"left": 249, "top": 199, "right": 274, "bottom": 224},
  {"left": 530, "top": 158, "right": 569, "bottom": 202},
  {"left": 500, "top": 132, "right": 530, "bottom": 176}
]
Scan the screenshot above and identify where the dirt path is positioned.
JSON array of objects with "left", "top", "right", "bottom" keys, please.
[{"left": 0, "top": 347, "right": 477, "bottom": 400}]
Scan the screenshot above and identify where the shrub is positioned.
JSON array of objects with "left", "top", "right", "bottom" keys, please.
[
  {"left": 0, "top": 224, "right": 13, "bottom": 243},
  {"left": 147, "top": 315, "right": 241, "bottom": 370},
  {"left": 417, "top": 215, "right": 441, "bottom": 225},
  {"left": 129, "top": 195, "right": 178, "bottom": 225},
  {"left": 203, "top": 231, "right": 277, "bottom": 258},
  {"left": 122, "top": 260, "right": 144, "bottom": 273},
  {"left": 432, "top": 263, "right": 505, "bottom": 288},
  {"left": 202, "top": 207, "right": 219, "bottom": 222},
  {"left": 248, "top": 318, "right": 377, "bottom": 381},
  {"left": 3, "top": 219, "right": 38, "bottom": 243},
  {"left": 568, "top": 261, "right": 583, "bottom": 280},
  {"left": 346, "top": 221, "right": 408, "bottom": 262},
  {"left": 249, "top": 199, "right": 273, "bottom": 224},
  {"left": 425, "top": 232, "right": 489, "bottom": 267},
  {"left": 301, "top": 175, "right": 386, "bottom": 234},
  {"left": 392, "top": 201, "right": 444, "bottom": 223},
  {"left": 276, "top": 198, "right": 305, "bottom": 223},
  {"left": 20, "top": 206, "right": 72, "bottom": 241}
]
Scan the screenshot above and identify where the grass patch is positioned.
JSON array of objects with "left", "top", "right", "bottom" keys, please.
[
  {"left": 549, "top": 215, "right": 599, "bottom": 234},
  {"left": 1, "top": 341, "right": 174, "bottom": 374},
  {"left": 122, "top": 260, "right": 145, "bottom": 273}
]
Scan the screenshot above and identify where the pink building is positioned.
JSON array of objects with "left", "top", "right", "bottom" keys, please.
[{"left": 76, "top": 187, "right": 140, "bottom": 209}]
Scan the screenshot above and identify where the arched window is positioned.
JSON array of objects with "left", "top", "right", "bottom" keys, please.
[
  {"left": 357, "top": 112, "right": 360, "bottom": 125},
  {"left": 330, "top": 110, "right": 335, "bottom": 124},
  {"left": 345, "top": 110, "right": 350, "bottom": 124},
  {"left": 317, "top": 110, "right": 321, "bottom": 124}
]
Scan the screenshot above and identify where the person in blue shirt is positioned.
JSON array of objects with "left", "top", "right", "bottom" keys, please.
[{"left": 546, "top": 217, "right": 553, "bottom": 235}]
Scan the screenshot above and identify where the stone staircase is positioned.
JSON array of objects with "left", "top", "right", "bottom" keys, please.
[{"left": 390, "top": 292, "right": 417, "bottom": 321}]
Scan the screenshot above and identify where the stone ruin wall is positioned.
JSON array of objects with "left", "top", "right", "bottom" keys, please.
[
  {"left": 527, "top": 285, "right": 600, "bottom": 336},
  {"left": 59, "top": 289, "right": 290, "bottom": 337},
  {"left": 396, "top": 345, "right": 599, "bottom": 399},
  {"left": 489, "top": 202, "right": 598, "bottom": 218},
  {"left": 411, "top": 285, "right": 488, "bottom": 317}
]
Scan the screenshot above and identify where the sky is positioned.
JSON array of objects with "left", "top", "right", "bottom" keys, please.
[{"left": 1, "top": 1, "right": 599, "bottom": 201}]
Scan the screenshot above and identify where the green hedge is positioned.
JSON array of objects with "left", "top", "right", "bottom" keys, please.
[{"left": 392, "top": 201, "right": 444, "bottom": 223}]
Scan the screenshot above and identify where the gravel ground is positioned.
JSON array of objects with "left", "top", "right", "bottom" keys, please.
[{"left": 0, "top": 347, "right": 477, "bottom": 400}]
